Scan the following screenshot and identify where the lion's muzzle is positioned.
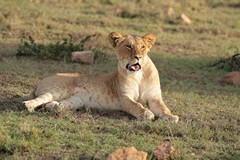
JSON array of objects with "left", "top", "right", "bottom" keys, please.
[{"left": 126, "top": 63, "right": 141, "bottom": 71}]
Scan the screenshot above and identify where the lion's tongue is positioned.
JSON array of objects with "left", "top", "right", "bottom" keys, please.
[{"left": 130, "top": 64, "right": 140, "bottom": 71}]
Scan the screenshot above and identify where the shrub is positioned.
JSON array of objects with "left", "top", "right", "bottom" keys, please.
[{"left": 17, "top": 36, "right": 85, "bottom": 61}]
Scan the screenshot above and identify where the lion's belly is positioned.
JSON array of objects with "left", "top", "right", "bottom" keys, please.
[{"left": 73, "top": 87, "right": 120, "bottom": 110}]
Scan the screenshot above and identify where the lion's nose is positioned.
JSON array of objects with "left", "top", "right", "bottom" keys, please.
[{"left": 134, "top": 56, "right": 142, "bottom": 60}]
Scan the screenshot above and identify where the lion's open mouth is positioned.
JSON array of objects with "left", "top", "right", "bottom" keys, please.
[{"left": 126, "top": 63, "right": 141, "bottom": 71}]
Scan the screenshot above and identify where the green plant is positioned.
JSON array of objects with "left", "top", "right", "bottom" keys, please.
[
  {"left": 17, "top": 36, "right": 85, "bottom": 61},
  {"left": 16, "top": 36, "right": 108, "bottom": 63},
  {"left": 209, "top": 53, "right": 240, "bottom": 71}
]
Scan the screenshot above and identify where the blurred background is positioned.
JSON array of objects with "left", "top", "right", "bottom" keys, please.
[{"left": 1, "top": 0, "right": 240, "bottom": 58}]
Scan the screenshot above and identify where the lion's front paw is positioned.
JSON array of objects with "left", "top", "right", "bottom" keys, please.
[
  {"left": 138, "top": 108, "right": 155, "bottom": 121},
  {"left": 162, "top": 114, "right": 179, "bottom": 123},
  {"left": 172, "top": 115, "right": 179, "bottom": 123}
]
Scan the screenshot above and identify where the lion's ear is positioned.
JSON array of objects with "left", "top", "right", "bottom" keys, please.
[
  {"left": 142, "top": 33, "right": 156, "bottom": 49},
  {"left": 108, "top": 32, "right": 123, "bottom": 48}
]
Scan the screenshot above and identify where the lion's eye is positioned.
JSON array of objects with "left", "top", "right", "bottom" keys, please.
[
  {"left": 125, "top": 45, "right": 132, "bottom": 50},
  {"left": 141, "top": 45, "right": 146, "bottom": 50}
]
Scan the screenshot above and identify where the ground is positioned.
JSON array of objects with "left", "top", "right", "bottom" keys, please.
[{"left": 0, "top": 0, "right": 240, "bottom": 159}]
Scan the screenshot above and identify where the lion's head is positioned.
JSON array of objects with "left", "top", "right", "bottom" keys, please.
[{"left": 108, "top": 32, "right": 156, "bottom": 72}]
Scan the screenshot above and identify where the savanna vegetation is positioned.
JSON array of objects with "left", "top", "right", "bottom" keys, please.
[{"left": 0, "top": 0, "right": 239, "bottom": 159}]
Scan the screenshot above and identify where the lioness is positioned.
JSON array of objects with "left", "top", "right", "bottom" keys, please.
[{"left": 24, "top": 32, "right": 179, "bottom": 123}]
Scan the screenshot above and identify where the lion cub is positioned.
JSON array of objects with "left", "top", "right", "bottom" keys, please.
[{"left": 24, "top": 32, "right": 179, "bottom": 123}]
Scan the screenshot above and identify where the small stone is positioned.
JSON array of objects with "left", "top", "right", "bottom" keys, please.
[
  {"left": 220, "top": 71, "right": 240, "bottom": 85},
  {"left": 166, "top": 7, "right": 174, "bottom": 16},
  {"left": 71, "top": 51, "right": 94, "bottom": 64},
  {"left": 180, "top": 13, "right": 191, "bottom": 24},
  {"left": 29, "top": 0, "right": 40, "bottom": 3},
  {"left": 107, "top": 146, "right": 148, "bottom": 160},
  {"left": 115, "top": 6, "right": 123, "bottom": 16},
  {"left": 191, "top": 153, "right": 196, "bottom": 156},
  {"left": 153, "top": 140, "right": 179, "bottom": 160}
]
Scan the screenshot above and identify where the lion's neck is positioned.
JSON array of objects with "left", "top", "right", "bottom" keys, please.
[{"left": 142, "top": 56, "right": 160, "bottom": 84}]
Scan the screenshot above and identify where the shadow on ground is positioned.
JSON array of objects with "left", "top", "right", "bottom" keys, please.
[{"left": 0, "top": 55, "right": 239, "bottom": 116}]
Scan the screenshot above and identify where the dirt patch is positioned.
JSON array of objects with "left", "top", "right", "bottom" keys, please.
[
  {"left": 0, "top": 43, "right": 18, "bottom": 57},
  {"left": 0, "top": 74, "right": 31, "bottom": 111},
  {"left": 0, "top": 75, "right": 21, "bottom": 99},
  {"left": 161, "top": 26, "right": 240, "bottom": 38},
  {"left": 0, "top": 91, "right": 17, "bottom": 99},
  {"left": 0, "top": 96, "right": 25, "bottom": 111},
  {"left": 210, "top": 2, "right": 240, "bottom": 8}
]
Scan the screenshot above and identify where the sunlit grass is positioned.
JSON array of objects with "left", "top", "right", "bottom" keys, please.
[{"left": 0, "top": 0, "right": 240, "bottom": 159}]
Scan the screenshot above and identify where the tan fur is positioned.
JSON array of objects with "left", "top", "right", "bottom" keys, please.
[{"left": 24, "top": 32, "right": 179, "bottom": 122}]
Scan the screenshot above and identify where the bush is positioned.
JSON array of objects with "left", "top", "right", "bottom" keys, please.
[{"left": 17, "top": 36, "right": 85, "bottom": 61}]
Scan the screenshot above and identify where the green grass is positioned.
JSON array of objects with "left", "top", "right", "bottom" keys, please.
[{"left": 0, "top": 0, "right": 240, "bottom": 159}]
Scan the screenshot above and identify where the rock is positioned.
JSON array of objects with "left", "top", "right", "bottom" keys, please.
[
  {"left": 166, "top": 7, "right": 174, "bottom": 16},
  {"left": 180, "top": 13, "right": 191, "bottom": 24},
  {"left": 153, "top": 140, "right": 179, "bottom": 160},
  {"left": 220, "top": 71, "right": 240, "bottom": 85},
  {"left": 71, "top": 51, "right": 94, "bottom": 64},
  {"left": 115, "top": 6, "right": 123, "bottom": 16},
  {"left": 29, "top": 0, "right": 40, "bottom": 3},
  {"left": 107, "top": 146, "right": 148, "bottom": 160}
]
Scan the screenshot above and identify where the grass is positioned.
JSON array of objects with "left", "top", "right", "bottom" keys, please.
[{"left": 0, "top": 0, "right": 240, "bottom": 159}]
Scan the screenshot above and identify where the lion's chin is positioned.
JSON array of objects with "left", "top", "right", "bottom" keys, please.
[{"left": 126, "top": 63, "right": 141, "bottom": 71}]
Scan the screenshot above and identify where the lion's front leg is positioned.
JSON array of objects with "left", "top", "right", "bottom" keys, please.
[
  {"left": 148, "top": 97, "right": 179, "bottom": 123},
  {"left": 120, "top": 95, "right": 155, "bottom": 120}
]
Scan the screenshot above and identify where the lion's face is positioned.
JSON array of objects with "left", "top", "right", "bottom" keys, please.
[{"left": 108, "top": 32, "right": 156, "bottom": 73}]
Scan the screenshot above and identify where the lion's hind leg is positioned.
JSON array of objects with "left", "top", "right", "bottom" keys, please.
[
  {"left": 23, "top": 92, "right": 54, "bottom": 112},
  {"left": 45, "top": 94, "right": 84, "bottom": 113},
  {"left": 44, "top": 101, "right": 62, "bottom": 113}
]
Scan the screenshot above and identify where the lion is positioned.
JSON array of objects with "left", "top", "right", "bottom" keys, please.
[{"left": 23, "top": 32, "right": 179, "bottom": 123}]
